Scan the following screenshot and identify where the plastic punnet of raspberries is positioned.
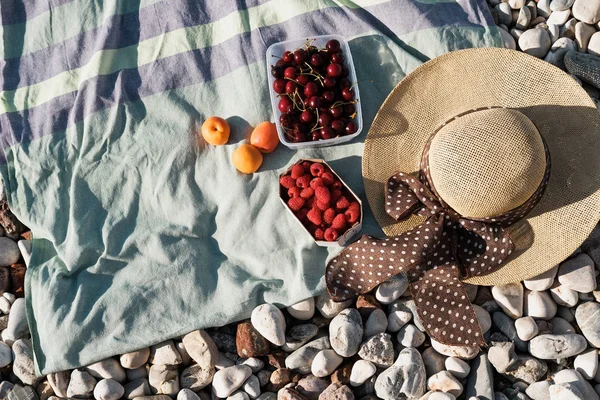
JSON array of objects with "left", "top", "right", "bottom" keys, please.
[{"left": 280, "top": 160, "right": 361, "bottom": 242}]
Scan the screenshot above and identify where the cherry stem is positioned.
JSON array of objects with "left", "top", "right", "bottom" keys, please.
[
  {"left": 284, "top": 77, "right": 305, "bottom": 87},
  {"left": 330, "top": 99, "right": 358, "bottom": 109},
  {"left": 311, "top": 109, "right": 320, "bottom": 131}
]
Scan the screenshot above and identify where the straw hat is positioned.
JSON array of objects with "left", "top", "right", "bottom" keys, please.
[{"left": 362, "top": 48, "right": 600, "bottom": 285}]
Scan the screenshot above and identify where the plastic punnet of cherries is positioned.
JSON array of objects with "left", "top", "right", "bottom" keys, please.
[{"left": 270, "top": 39, "right": 359, "bottom": 143}]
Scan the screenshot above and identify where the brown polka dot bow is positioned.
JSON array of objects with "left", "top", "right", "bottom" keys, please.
[{"left": 326, "top": 116, "right": 551, "bottom": 348}]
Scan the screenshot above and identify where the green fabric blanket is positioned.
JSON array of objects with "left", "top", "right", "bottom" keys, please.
[{"left": 0, "top": 0, "right": 502, "bottom": 374}]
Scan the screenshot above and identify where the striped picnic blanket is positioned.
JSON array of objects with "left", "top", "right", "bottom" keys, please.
[{"left": 0, "top": 0, "right": 501, "bottom": 374}]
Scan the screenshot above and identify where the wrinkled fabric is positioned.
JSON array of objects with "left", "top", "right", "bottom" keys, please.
[{"left": 0, "top": 0, "right": 502, "bottom": 374}]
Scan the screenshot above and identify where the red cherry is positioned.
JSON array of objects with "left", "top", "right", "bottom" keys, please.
[
  {"left": 322, "top": 90, "right": 335, "bottom": 103},
  {"left": 275, "top": 59, "right": 288, "bottom": 68},
  {"left": 294, "top": 49, "right": 307, "bottom": 64},
  {"left": 327, "top": 63, "right": 342, "bottom": 77},
  {"left": 326, "top": 39, "right": 341, "bottom": 52},
  {"left": 297, "top": 75, "right": 310, "bottom": 85},
  {"left": 284, "top": 67, "right": 296, "bottom": 79},
  {"left": 345, "top": 121, "right": 358, "bottom": 135},
  {"left": 307, "top": 96, "right": 322, "bottom": 109},
  {"left": 341, "top": 65, "right": 349, "bottom": 78},
  {"left": 339, "top": 78, "right": 351, "bottom": 88},
  {"left": 321, "top": 126, "right": 335, "bottom": 139},
  {"left": 311, "top": 131, "right": 322, "bottom": 141},
  {"left": 310, "top": 54, "right": 324, "bottom": 67},
  {"left": 283, "top": 51, "right": 294, "bottom": 63},
  {"left": 273, "top": 79, "right": 286, "bottom": 94},
  {"left": 319, "top": 113, "right": 333, "bottom": 127},
  {"left": 330, "top": 106, "right": 343, "bottom": 119},
  {"left": 323, "top": 77, "right": 336, "bottom": 88},
  {"left": 331, "top": 120, "right": 344, "bottom": 132},
  {"left": 344, "top": 104, "right": 356, "bottom": 116},
  {"left": 341, "top": 87, "right": 354, "bottom": 101},
  {"left": 331, "top": 52, "right": 345, "bottom": 64},
  {"left": 304, "top": 82, "right": 319, "bottom": 97},
  {"left": 300, "top": 110, "right": 315, "bottom": 124},
  {"left": 280, "top": 113, "right": 294, "bottom": 127},
  {"left": 279, "top": 97, "right": 293, "bottom": 113},
  {"left": 285, "top": 81, "right": 297, "bottom": 94}
]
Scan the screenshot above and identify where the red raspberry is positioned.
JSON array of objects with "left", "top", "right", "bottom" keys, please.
[
  {"left": 288, "top": 197, "right": 305, "bottom": 211},
  {"left": 331, "top": 180, "right": 343, "bottom": 189},
  {"left": 321, "top": 172, "right": 335, "bottom": 186},
  {"left": 345, "top": 207, "right": 360, "bottom": 223},
  {"left": 310, "top": 163, "right": 325, "bottom": 177},
  {"left": 296, "top": 174, "right": 311, "bottom": 188},
  {"left": 288, "top": 187, "right": 301, "bottom": 198},
  {"left": 315, "top": 186, "right": 331, "bottom": 204},
  {"left": 316, "top": 200, "right": 330, "bottom": 211},
  {"left": 332, "top": 213, "right": 347, "bottom": 230},
  {"left": 314, "top": 228, "right": 325, "bottom": 240},
  {"left": 324, "top": 228, "right": 339, "bottom": 242},
  {"left": 310, "top": 178, "right": 324, "bottom": 189},
  {"left": 348, "top": 201, "right": 360, "bottom": 210},
  {"left": 291, "top": 164, "right": 305, "bottom": 179},
  {"left": 335, "top": 196, "right": 350, "bottom": 210},
  {"left": 323, "top": 208, "right": 336, "bottom": 224},
  {"left": 300, "top": 187, "right": 314, "bottom": 199},
  {"left": 301, "top": 161, "right": 312, "bottom": 170},
  {"left": 296, "top": 207, "right": 309, "bottom": 221},
  {"left": 331, "top": 189, "right": 343, "bottom": 202},
  {"left": 307, "top": 208, "right": 323, "bottom": 225},
  {"left": 280, "top": 175, "right": 295, "bottom": 189}
]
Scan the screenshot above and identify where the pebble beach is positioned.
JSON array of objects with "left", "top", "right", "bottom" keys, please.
[{"left": 2, "top": 1, "right": 600, "bottom": 400}]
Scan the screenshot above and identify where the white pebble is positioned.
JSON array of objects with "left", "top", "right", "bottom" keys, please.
[
  {"left": 524, "top": 289, "right": 557, "bottom": 320},
  {"left": 474, "top": 305, "right": 491, "bottom": 334},
  {"left": 397, "top": 324, "right": 426, "bottom": 348},
  {"left": 550, "top": 285, "right": 579, "bottom": 307},
  {"left": 574, "top": 349, "right": 599, "bottom": 380},
  {"left": 547, "top": 9, "right": 572, "bottom": 26},
  {"left": 375, "top": 274, "right": 408, "bottom": 304},
  {"left": 558, "top": 254, "right": 597, "bottom": 293},
  {"left": 445, "top": 357, "right": 470, "bottom": 379},
  {"left": 250, "top": 304, "right": 286, "bottom": 346},
  {"left": 524, "top": 265, "right": 558, "bottom": 291},
  {"left": 492, "top": 283, "right": 524, "bottom": 319},
  {"left": 0, "top": 237, "right": 20, "bottom": 266},
  {"left": 350, "top": 360, "right": 377, "bottom": 387},
  {"left": 364, "top": 308, "right": 388, "bottom": 338},
  {"left": 311, "top": 349, "right": 343, "bottom": 378},
  {"left": 212, "top": 365, "right": 252, "bottom": 398},
  {"left": 150, "top": 340, "right": 182, "bottom": 366},
  {"left": 286, "top": 298, "right": 314, "bottom": 320},
  {"left": 93, "top": 379, "right": 124, "bottom": 400},
  {"left": 427, "top": 371, "right": 463, "bottom": 397},
  {"left": 515, "top": 316, "right": 539, "bottom": 341}
]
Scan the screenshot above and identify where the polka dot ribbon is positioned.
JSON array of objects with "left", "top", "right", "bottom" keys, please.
[{"left": 325, "top": 107, "right": 551, "bottom": 348}]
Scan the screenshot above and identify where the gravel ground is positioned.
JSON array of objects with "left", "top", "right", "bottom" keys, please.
[{"left": 2, "top": 2, "right": 600, "bottom": 398}]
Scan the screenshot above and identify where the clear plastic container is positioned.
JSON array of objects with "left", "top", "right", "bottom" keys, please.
[{"left": 265, "top": 35, "right": 363, "bottom": 149}]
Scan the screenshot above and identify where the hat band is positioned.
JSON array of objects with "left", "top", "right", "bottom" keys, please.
[{"left": 325, "top": 107, "right": 551, "bottom": 349}]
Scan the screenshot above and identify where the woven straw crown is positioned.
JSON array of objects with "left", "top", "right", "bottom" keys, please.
[{"left": 428, "top": 108, "right": 547, "bottom": 219}]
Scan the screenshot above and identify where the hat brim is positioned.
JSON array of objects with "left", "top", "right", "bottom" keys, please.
[{"left": 362, "top": 48, "right": 600, "bottom": 285}]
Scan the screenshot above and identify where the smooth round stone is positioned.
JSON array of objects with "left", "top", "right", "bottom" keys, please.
[
  {"left": 573, "top": 0, "right": 600, "bottom": 24},
  {"left": 560, "top": 18, "right": 578, "bottom": 40},
  {"left": 285, "top": 337, "right": 331, "bottom": 374},
  {"left": 329, "top": 308, "right": 363, "bottom": 357},
  {"left": 427, "top": 371, "right": 463, "bottom": 397},
  {"left": 12, "top": 339, "right": 38, "bottom": 385},
  {"left": 0, "top": 237, "right": 20, "bottom": 266},
  {"left": 515, "top": 316, "right": 539, "bottom": 341},
  {"left": 0, "top": 297, "right": 10, "bottom": 315},
  {"left": 529, "top": 334, "right": 588, "bottom": 359},
  {"left": 182, "top": 330, "right": 218, "bottom": 369},
  {"left": 524, "top": 266, "right": 558, "bottom": 291},
  {"left": 295, "top": 374, "right": 329, "bottom": 398},
  {"left": 550, "top": 285, "right": 579, "bottom": 307},
  {"left": 497, "top": 3, "right": 513, "bottom": 26},
  {"left": 552, "top": 0, "right": 576, "bottom": 11},
  {"left": 501, "top": 28, "right": 518, "bottom": 50},
  {"left": 511, "top": 28, "right": 525, "bottom": 41},
  {"left": 239, "top": 357, "right": 264, "bottom": 374},
  {"left": 212, "top": 365, "right": 252, "bottom": 398},
  {"left": 315, "top": 295, "right": 352, "bottom": 319},
  {"left": 516, "top": 6, "right": 532, "bottom": 30},
  {"left": 177, "top": 389, "right": 200, "bottom": 400},
  {"left": 126, "top": 367, "right": 148, "bottom": 382},
  {"left": 423, "top": 347, "right": 447, "bottom": 378},
  {"left": 87, "top": 359, "right": 127, "bottom": 383},
  {"left": 538, "top": 0, "right": 552, "bottom": 18},
  {"left": 358, "top": 333, "right": 395, "bottom": 368},
  {"left": 575, "top": 301, "right": 600, "bottom": 348},
  {"left": 374, "top": 348, "right": 426, "bottom": 399},
  {"left": 121, "top": 348, "right": 150, "bottom": 369},
  {"left": 387, "top": 300, "right": 413, "bottom": 332},
  {"left": 553, "top": 369, "right": 599, "bottom": 399},
  {"left": 350, "top": 360, "right": 376, "bottom": 387},
  {"left": 242, "top": 374, "right": 260, "bottom": 399},
  {"left": 550, "top": 317, "right": 576, "bottom": 334},
  {"left": 559, "top": 254, "right": 597, "bottom": 293},
  {"left": 519, "top": 28, "right": 552, "bottom": 58},
  {"left": 282, "top": 324, "right": 318, "bottom": 352},
  {"left": 545, "top": 37, "right": 578, "bottom": 68},
  {"left": 509, "top": 0, "right": 526, "bottom": 9},
  {"left": 429, "top": 393, "right": 456, "bottom": 400},
  {"left": 286, "top": 298, "right": 315, "bottom": 321},
  {"left": 492, "top": 312, "right": 528, "bottom": 352},
  {"left": 364, "top": 308, "right": 388, "bottom": 338},
  {"left": 180, "top": 363, "right": 213, "bottom": 391},
  {"left": 0, "top": 341, "right": 11, "bottom": 368},
  {"left": 4, "top": 297, "right": 28, "bottom": 344},
  {"left": 465, "top": 354, "right": 494, "bottom": 400},
  {"left": 227, "top": 391, "right": 249, "bottom": 400},
  {"left": 549, "top": 24, "right": 561, "bottom": 43},
  {"left": 123, "top": 378, "right": 151, "bottom": 398},
  {"left": 397, "top": 324, "right": 425, "bottom": 348},
  {"left": 67, "top": 370, "right": 97, "bottom": 398},
  {"left": 492, "top": 283, "right": 524, "bottom": 319},
  {"left": 445, "top": 357, "right": 470, "bottom": 380},
  {"left": 575, "top": 22, "right": 596, "bottom": 52},
  {"left": 548, "top": 9, "right": 572, "bottom": 26},
  {"left": 574, "top": 349, "right": 599, "bottom": 380},
  {"left": 148, "top": 365, "right": 179, "bottom": 396},
  {"left": 526, "top": 380, "right": 551, "bottom": 400},
  {"left": 488, "top": 342, "right": 518, "bottom": 374},
  {"left": 94, "top": 379, "right": 125, "bottom": 400},
  {"left": 375, "top": 274, "right": 408, "bottom": 304},
  {"left": 48, "top": 371, "right": 70, "bottom": 398},
  {"left": 589, "top": 32, "right": 600, "bottom": 56},
  {"left": 474, "top": 305, "right": 491, "bottom": 334},
  {"left": 431, "top": 339, "right": 479, "bottom": 360},
  {"left": 524, "top": 289, "right": 557, "bottom": 320},
  {"left": 251, "top": 304, "right": 286, "bottom": 346},
  {"left": 311, "top": 349, "right": 343, "bottom": 378}
]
